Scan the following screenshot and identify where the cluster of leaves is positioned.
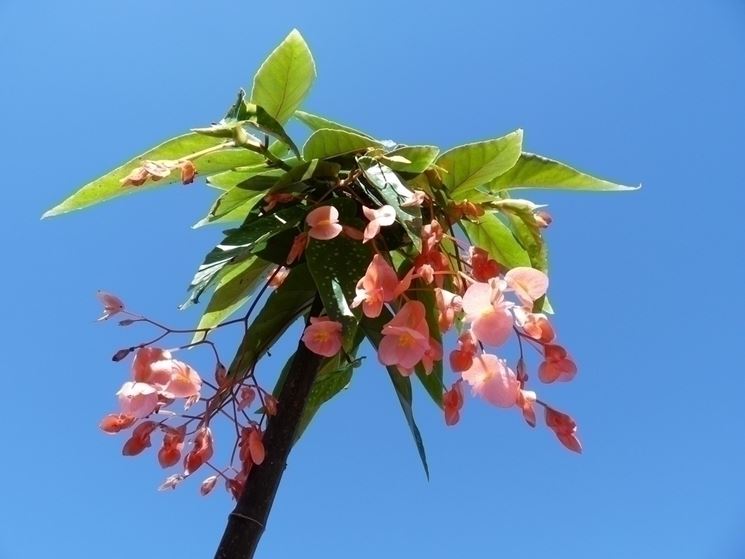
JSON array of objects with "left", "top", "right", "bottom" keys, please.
[{"left": 45, "top": 30, "right": 636, "bottom": 481}]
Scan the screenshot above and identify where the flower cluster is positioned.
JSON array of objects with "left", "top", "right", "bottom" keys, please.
[
  {"left": 96, "top": 293, "right": 275, "bottom": 497},
  {"left": 297, "top": 200, "right": 582, "bottom": 453}
]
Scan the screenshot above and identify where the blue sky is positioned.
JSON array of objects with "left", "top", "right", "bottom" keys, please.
[{"left": 1, "top": 1, "right": 744, "bottom": 558}]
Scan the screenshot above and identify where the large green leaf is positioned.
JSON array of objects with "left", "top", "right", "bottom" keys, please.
[
  {"left": 226, "top": 264, "right": 316, "bottom": 383},
  {"left": 362, "top": 311, "right": 430, "bottom": 478},
  {"left": 294, "top": 110, "right": 375, "bottom": 139},
  {"left": 382, "top": 145, "right": 440, "bottom": 174},
  {"left": 437, "top": 130, "right": 523, "bottom": 200},
  {"left": 194, "top": 175, "right": 280, "bottom": 227},
  {"left": 250, "top": 29, "right": 316, "bottom": 125},
  {"left": 487, "top": 152, "right": 639, "bottom": 192},
  {"left": 270, "top": 159, "right": 341, "bottom": 194},
  {"left": 43, "top": 135, "right": 261, "bottom": 217},
  {"left": 303, "top": 129, "right": 383, "bottom": 161},
  {"left": 191, "top": 256, "right": 271, "bottom": 342},
  {"left": 358, "top": 158, "right": 422, "bottom": 251},
  {"left": 206, "top": 164, "right": 276, "bottom": 190},
  {"left": 462, "top": 212, "right": 531, "bottom": 269}
]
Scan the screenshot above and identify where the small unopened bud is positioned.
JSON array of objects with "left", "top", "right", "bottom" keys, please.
[
  {"left": 112, "top": 348, "right": 133, "bottom": 362},
  {"left": 214, "top": 363, "right": 227, "bottom": 387},
  {"left": 118, "top": 319, "right": 136, "bottom": 327},
  {"left": 264, "top": 394, "right": 278, "bottom": 416},
  {"left": 158, "top": 474, "right": 186, "bottom": 492},
  {"left": 535, "top": 210, "right": 552, "bottom": 228},
  {"left": 200, "top": 475, "right": 219, "bottom": 496}
]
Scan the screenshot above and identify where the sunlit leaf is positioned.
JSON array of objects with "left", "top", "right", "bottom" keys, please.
[
  {"left": 294, "top": 110, "right": 375, "bottom": 139},
  {"left": 303, "top": 129, "right": 383, "bottom": 161},
  {"left": 487, "top": 152, "right": 640, "bottom": 192},
  {"left": 382, "top": 145, "right": 439, "bottom": 174},
  {"left": 437, "top": 130, "right": 523, "bottom": 200},
  {"left": 462, "top": 212, "right": 531, "bottom": 269},
  {"left": 251, "top": 29, "right": 316, "bottom": 125},
  {"left": 43, "top": 135, "right": 260, "bottom": 217}
]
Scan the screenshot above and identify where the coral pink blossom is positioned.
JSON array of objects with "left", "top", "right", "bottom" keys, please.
[
  {"left": 545, "top": 407, "right": 582, "bottom": 453},
  {"left": 306, "top": 206, "right": 343, "bottom": 240},
  {"left": 263, "top": 193, "right": 297, "bottom": 212},
  {"left": 120, "top": 160, "right": 174, "bottom": 187},
  {"left": 538, "top": 344, "right": 577, "bottom": 383},
  {"left": 513, "top": 307, "right": 555, "bottom": 343},
  {"left": 421, "top": 337, "right": 443, "bottom": 375},
  {"left": 248, "top": 427, "right": 265, "bottom": 465},
  {"left": 378, "top": 301, "right": 430, "bottom": 370},
  {"left": 421, "top": 220, "right": 443, "bottom": 253},
  {"left": 132, "top": 347, "right": 172, "bottom": 386},
  {"left": 434, "top": 288, "right": 462, "bottom": 332},
  {"left": 517, "top": 389, "right": 537, "bottom": 427},
  {"left": 99, "top": 413, "right": 136, "bottom": 434},
  {"left": 158, "top": 426, "right": 185, "bottom": 468},
  {"left": 302, "top": 317, "right": 343, "bottom": 357},
  {"left": 117, "top": 381, "right": 159, "bottom": 418},
  {"left": 462, "top": 281, "right": 514, "bottom": 346},
  {"left": 268, "top": 266, "right": 290, "bottom": 288},
  {"left": 505, "top": 267, "right": 549, "bottom": 308},
  {"left": 122, "top": 421, "right": 158, "bottom": 456},
  {"left": 461, "top": 354, "right": 520, "bottom": 408},
  {"left": 179, "top": 160, "right": 197, "bottom": 184},
  {"left": 443, "top": 380, "right": 464, "bottom": 426},
  {"left": 184, "top": 426, "right": 214, "bottom": 475},
  {"left": 362, "top": 205, "right": 396, "bottom": 243},
  {"left": 237, "top": 387, "right": 256, "bottom": 410},
  {"left": 97, "top": 291, "right": 125, "bottom": 321},
  {"left": 286, "top": 232, "right": 308, "bottom": 264},
  {"left": 401, "top": 190, "right": 428, "bottom": 208},
  {"left": 351, "top": 254, "right": 399, "bottom": 318},
  {"left": 163, "top": 360, "right": 202, "bottom": 399},
  {"left": 470, "top": 247, "right": 500, "bottom": 282}
]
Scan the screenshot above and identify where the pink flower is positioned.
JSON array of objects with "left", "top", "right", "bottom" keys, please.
[
  {"left": 449, "top": 330, "right": 478, "bottom": 372},
  {"left": 184, "top": 426, "right": 214, "bottom": 475},
  {"left": 286, "top": 232, "right": 308, "bottom": 264},
  {"left": 544, "top": 407, "right": 582, "bottom": 453},
  {"left": 401, "top": 190, "right": 428, "bottom": 208},
  {"left": 132, "top": 347, "right": 172, "bottom": 387},
  {"left": 434, "top": 288, "right": 462, "bottom": 332},
  {"left": 179, "top": 160, "right": 197, "bottom": 184},
  {"left": 302, "top": 317, "right": 343, "bottom": 357},
  {"left": 268, "top": 266, "right": 290, "bottom": 288},
  {"left": 162, "top": 360, "right": 203, "bottom": 399},
  {"left": 513, "top": 307, "right": 555, "bottom": 343},
  {"left": 421, "top": 220, "right": 443, "bottom": 253},
  {"left": 99, "top": 413, "right": 136, "bottom": 434},
  {"left": 378, "top": 301, "right": 430, "bottom": 370},
  {"left": 120, "top": 160, "right": 175, "bottom": 187},
  {"left": 351, "top": 254, "right": 399, "bottom": 318},
  {"left": 443, "top": 380, "right": 465, "bottom": 426},
  {"left": 517, "top": 389, "right": 537, "bottom": 427},
  {"left": 462, "top": 280, "right": 514, "bottom": 346},
  {"left": 96, "top": 291, "right": 125, "bottom": 321},
  {"left": 421, "top": 337, "right": 443, "bottom": 375},
  {"left": 362, "top": 205, "right": 396, "bottom": 243},
  {"left": 306, "top": 206, "right": 342, "bottom": 240},
  {"left": 122, "top": 420, "right": 158, "bottom": 456},
  {"left": 469, "top": 247, "right": 500, "bottom": 282},
  {"left": 538, "top": 344, "right": 577, "bottom": 383},
  {"left": 158, "top": 426, "right": 185, "bottom": 468},
  {"left": 461, "top": 354, "right": 520, "bottom": 408},
  {"left": 505, "top": 267, "right": 549, "bottom": 308},
  {"left": 117, "top": 381, "right": 159, "bottom": 418}
]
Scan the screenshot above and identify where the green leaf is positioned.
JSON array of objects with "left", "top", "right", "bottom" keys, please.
[
  {"left": 294, "top": 110, "right": 375, "bottom": 139},
  {"left": 185, "top": 205, "right": 305, "bottom": 305},
  {"left": 43, "top": 135, "right": 261, "bottom": 218},
  {"left": 487, "top": 152, "right": 640, "bottom": 192},
  {"left": 270, "top": 159, "right": 341, "bottom": 194},
  {"left": 358, "top": 158, "right": 422, "bottom": 251},
  {"left": 194, "top": 175, "right": 279, "bottom": 227},
  {"left": 436, "top": 130, "right": 523, "bottom": 200},
  {"left": 462, "top": 212, "right": 531, "bottom": 269},
  {"left": 382, "top": 145, "right": 440, "bottom": 174},
  {"left": 303, "top": 129, "right": 383, "bottom": 161},
  {"left": 362, "top": 311, "right": 430, "bottom": 478},
  {"left": 191, "top": 256, "right": 270, "bottom": 342},
  {"left": 206, "top": 164, "right": 276, "bottom": 190},
  {"left": 226, "top": 264, "right": 316, "bottom": 383},
  {"left": 251, "top": 29, "right": 316, "bottom": 125},
  {"left": 305, "top": 199, "right": 373, "bottom": 350}
]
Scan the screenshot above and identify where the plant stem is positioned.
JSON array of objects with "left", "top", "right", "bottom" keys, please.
[{"left": 213, "top": 296, "right": 324, "bottom": 559}]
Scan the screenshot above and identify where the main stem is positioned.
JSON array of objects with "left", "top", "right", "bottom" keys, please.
[{"left": 214, "top": 296, "right": 325, "bottom": 559}]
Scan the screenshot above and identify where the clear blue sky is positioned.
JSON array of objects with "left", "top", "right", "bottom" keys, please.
[{"left": 1, "top": 1, "right": 743, "bottom": 558}]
